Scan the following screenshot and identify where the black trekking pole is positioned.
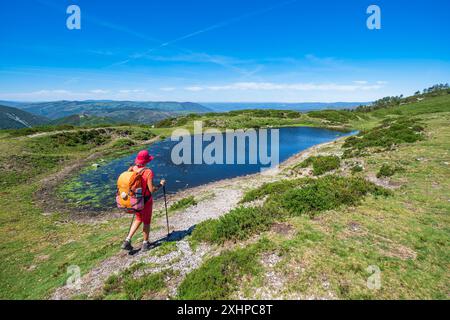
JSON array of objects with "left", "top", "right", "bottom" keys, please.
[{"left": 163, "top": 185, "right": 170, "bottom": 238}]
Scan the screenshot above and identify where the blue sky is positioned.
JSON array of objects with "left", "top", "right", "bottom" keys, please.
[{"left": 0, "top": 0, "right": 449, "bottom": 102}]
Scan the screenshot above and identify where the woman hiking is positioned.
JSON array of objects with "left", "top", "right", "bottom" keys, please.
[{"left": 121, "top": 149, "right": 166, "bottom": 252}]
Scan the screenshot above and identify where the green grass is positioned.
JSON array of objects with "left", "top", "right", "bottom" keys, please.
[
  {"left": 152, "top": 241, "right": 178, "bottom": 257},
  {"left": 169, "top": 196, "right": 197, "bottom": 212},
  {"left": 0, "top": 125, "right": 159, "bottom": 299},
  {"left": 0, "top": 154, "right": 69, "bottom": 187},
  {"left": 0, "top": 90, "right": 449, "bottom": 299},
  {"left": 296, "top": 155, "right": 341, "bottom": 175},
  {"left": 102, "top": 262, "right": 168, "bottom": 300},
  {"left": 184, "top": 110, "right": 450, "bottom": 299}
]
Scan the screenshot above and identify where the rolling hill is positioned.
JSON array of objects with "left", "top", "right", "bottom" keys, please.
[
  {"left": 0, "top": 105, "right": 49, "bottom": 129},
  {"left": 202, "top": 102, "right": 368, "bottom": 112},
  {"left": 9, "top": 100, "right": 211, "bottom": 120},
  {"left": 49, "top": 114, "right": 120, "bottom": 126}
]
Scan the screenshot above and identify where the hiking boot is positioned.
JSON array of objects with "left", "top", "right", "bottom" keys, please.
[
  {"left": 141, "top": 242, "right": 153, "bottom": 252},
  {"left": 121, "top": 240, "right": 133, "bottom": 251}
]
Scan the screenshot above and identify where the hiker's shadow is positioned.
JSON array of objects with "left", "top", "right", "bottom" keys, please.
[{"left": 129, "top": 226, "right": 195, "bottom": 256}]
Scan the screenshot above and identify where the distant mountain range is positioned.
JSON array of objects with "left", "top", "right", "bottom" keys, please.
[
  {"left": 0, "top": 100, "right": 211, "bottom": 128},
  {"left": 4, "top": 100, "right": 211, "bottom": 119},
  {"left": 202, "top": 102, "right": 369, "bottom": 112},
  {"left": 0, "top": 105, "right": 49, "bottom": 129},
  {"left": 0, "top": 100, "right": 372, "bottom": 130}
]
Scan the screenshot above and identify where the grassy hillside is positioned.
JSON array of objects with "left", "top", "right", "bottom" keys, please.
[
  {"left": 0, "top": 90, "right": 448, "bottom": 299},
  {"left": 0, "top": 105, "right": 49, "bottom": 129},
  {"left": 49, "top": 114, "right": 122, "bottom": 127},
  {"left": 177, "top": 93, "right": 450, "bottom": 299}
]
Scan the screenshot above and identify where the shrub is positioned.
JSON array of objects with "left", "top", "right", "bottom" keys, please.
[
  {"left": 169, "top": 196, "right": 197, "bottom": 212},
  {"left": 350, "top": 164, "right": 364, "bottom": 174},
  {"left": 123, "top": 273, "right": 165, "bottom": 300},
  {"left": 297, "top": 155, "right": 341, "bottom": 175},
  {"left": 112, "top": 138, "right": 136, "bottom": 148},
  {"left": 279, "top": 175, "right": 391, "bottom": 216},
  {"left": 26, "top": 129, "right": 114, "bottom": 153},
  {"left": 52, "top": 129, "right": 110, "bottom": 147},
  {"left": 177, "top": 243, "right": 265, "bottom": 299},
  {"left": 377, "top": 164, "right": 403, "bottom": 178},
  {"left": 191, "top": 206, "right": 278, "bottom": 244},
  {"left": 102, "top": 263, "right": 167, "bottom": 300},
  {"left": 129, "top": 129, "right": 155, "bottom": 141},
  {"left": 154, "top": 116, "right": 188, "bottom": 128},
  {"left": 307, "top": 110, "right": 358, "bottom": 124},
  {"left": 342, "top": 117, "right": 424, "bottom": 157},
  {"left": 198, "top": 176, "right": 391, "bottom": 243}
]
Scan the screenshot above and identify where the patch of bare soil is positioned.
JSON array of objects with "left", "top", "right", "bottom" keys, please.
[
  {"left": 270, "top": 222, "right": 294, "bottom": 236},
  {"left": 380, "top": 242, "right": 417, "bottom": 260},
  {"left": 366, "top": 173, "right": 403, "bottom": 189}
]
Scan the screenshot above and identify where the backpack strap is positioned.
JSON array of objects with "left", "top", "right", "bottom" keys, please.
[
  {"left": 142, "top": 168, "right": 153, "bottom": 198},
  {"left": 129, "top": 166, "right": 146, "bottom": 175}
]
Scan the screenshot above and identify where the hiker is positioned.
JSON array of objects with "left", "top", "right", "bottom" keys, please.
[{"left": 120, "top": 150, "right": 166, "bottom": 252}]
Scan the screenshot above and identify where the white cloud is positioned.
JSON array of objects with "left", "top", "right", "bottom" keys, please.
[
  {"left": 160, "top": 87, "right": 175, "bottom": 92},
  {"left": 118, "top": 89, "right": 144, "bottom": 94},
  {"left": 33, "top": 89, "right": 72, "bottom": 95},
  {"left": 185, "top": 81, "right": 384, "bottom": 92},
  {"left": 90, "top": 89, "right": 109, "bottom": 94},
  {"left": 185, "top": 86, "right": 204, "bottom": 92}
]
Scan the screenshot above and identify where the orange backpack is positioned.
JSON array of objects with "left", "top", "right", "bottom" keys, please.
[{"left": 116, "top": 167, "right": 150, "bottom": 213}]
